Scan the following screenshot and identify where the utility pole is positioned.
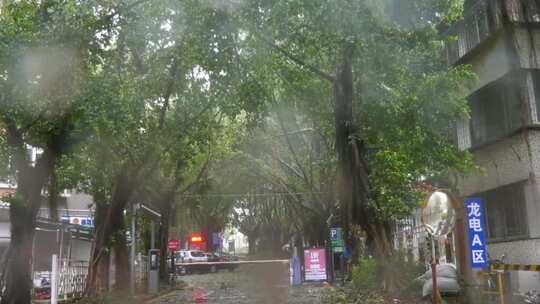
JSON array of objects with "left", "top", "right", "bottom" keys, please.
[
  {"left": 51, "top": 254, "right": 58, "bottom": 304},
  {"left": 130, "top": 203, "right": 137, "bottom": 296},
  {"left": 150, "top": 221, "right": 155, "bottom": 249}
]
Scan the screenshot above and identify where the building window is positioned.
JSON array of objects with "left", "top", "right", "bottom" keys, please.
[
  {"left": 531, "top": 71, "right": 540, "bottom": 123},
  {"left": 477, "top": 181, "right": 528, "bottom": 242},
  {"left": 469, "top": 76, "right": 523, "bottom": 147}
]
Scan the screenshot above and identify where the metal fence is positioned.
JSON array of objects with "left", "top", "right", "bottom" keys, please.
[
  {"left": 135, "top": 254, "right": 148, "bottom": 285},
  {"left": 57, "top": 259, "right": 88, "bottom": 297},
  {"left": 43, "top": 254, "right": 147, "bottom": 303},
  {"left": 44, "top": 255, "right": 89, "bottom": 303}
]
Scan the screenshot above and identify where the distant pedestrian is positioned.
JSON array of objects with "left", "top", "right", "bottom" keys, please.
[{"left": 343, "top": 248, "right": 352, "bottom": 280}]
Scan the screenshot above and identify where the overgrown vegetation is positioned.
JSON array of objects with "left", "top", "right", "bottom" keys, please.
[
  {"left": 322, "top": 287, "right": 385, "bottom": 304},
  {"left": 0, "top": 0, "right": 471, "bottom": 302},
  {"left": 351, "top": 258, "right": 379, "bottom": 291},
  {"left": 322, "top": 254, "right": 429, "bottom": 303}
]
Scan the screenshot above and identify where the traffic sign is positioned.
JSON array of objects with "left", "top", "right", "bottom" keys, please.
[
  {"left": 167, "top": 239, "right": 180, "bottom": 251},
  {"left": 330, "top": 228, "right": 341, "bottom": 241},
  {"left": 330, "top": 228, "right": 344, "bottom": 253}
]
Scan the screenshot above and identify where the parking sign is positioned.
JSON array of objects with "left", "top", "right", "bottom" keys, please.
[
  {"left": 329, "top": 228, "right": 344, "bottom": 253},
  {"left": 465, "top": 197, "right": 488, "bottom": 269}
]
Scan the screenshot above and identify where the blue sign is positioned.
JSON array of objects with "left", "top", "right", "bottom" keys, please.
[
  {"left": 330, "top": 228, "right": 341, "bottom": 241},
  {"left": 61, "top": 216, "right": 94, "bottom": 228},
  {"left": 212, "top": 232, "right": 222, "bottom": 247},
  {"left": 465, "top": 197, "right": 488, "bottom": 269}
]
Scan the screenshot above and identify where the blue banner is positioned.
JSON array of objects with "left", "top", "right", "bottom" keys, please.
[
  {"left": 465, "top": 197, "right": 488, "bottom": 269},
  {"left": 212, "top": 232, "right": 222, "bottom": 247}
]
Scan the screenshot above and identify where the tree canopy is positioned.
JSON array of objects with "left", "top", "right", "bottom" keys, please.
[{"left": 0, "top": 0, "right": 473, "bottom": 301}]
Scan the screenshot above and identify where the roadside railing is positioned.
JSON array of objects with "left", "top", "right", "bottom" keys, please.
[
  {"left": 445, "top": 0, "right": 504, "bottom": 65},
  {"left": 445, "top": 0, "right": 540, "bottom": 65},
  {"left": 135, "top": 254, "right": 148, "bottom": 285},
  {"left": 40, "top": 255, "right": 89, "bottom": 304},
  {"left": 57, "top": 259, "right": 88, "bottom": 297}
]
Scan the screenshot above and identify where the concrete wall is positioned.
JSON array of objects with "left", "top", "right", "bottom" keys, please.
[
  {"left": 70, "top": 238, "right": 92, "bottom": 261},
  {"left": 456, "top": 130, "right": 540, "bottom": 239},
  {"left": 38, "top": 192, "right": 93, "bottom": 219},
  {"left": 455, "top": 132, "right": 534, "bottom": 196},
  {"left": 525, "top": 177, "right": 540, "bottom": 238},
  {"left": 513, "top": 28, "right": 540, "bottom": 70},
  {"left": 468, "top": 33, "right": 514, "bottom": 92},
  {"left": 455, "top": 130, "right": 540, "bottom": 293},
  {"left": 66, "top": 193, "right": 93, "bottom": 210},
  {"left": 488, "top": 239, "right": 540, "bottom": 266},
  {"left": 488, "top": 239, "right": 540, "bottom": 294},
  {"left": 463, "top": 27, "right": 540, "bottom": 94}
]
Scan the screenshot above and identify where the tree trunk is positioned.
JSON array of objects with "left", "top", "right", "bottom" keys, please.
[
  {"left": 368, "top": 222, "right": 397, "bottom": 292},
  {"left": 247, "top": 234, "right": 257, "bottom": 255},
  {"left": 113, "top": 223, "right": 129, "bottom": 291},
  {"left": 202, "top": 226, "right": 212, "bottom": 253},
  {"left": 334, "top": 42, "right": 368, "bottom": 262},
  {"left": 0, "top": 135, "right": 56, "bottom": 304},
  {"left": 1, "top": 204, "right": 37, "bottom": 304},
  {"left": 2, "top": 183, "right": 52, "bottom": 303},
  {"left": 270, "top": 228, "right": 282, "bottom": 257},
  {"left": 86, "top": 202, "right": 126, "bottom": 294},
  {"left": 333, "top": 42, "right": 396, "bottom": 283},
  {"left": 202, "top": 220, "right": 219, "bottom": 253},
  {"left": 158, "top": 207, "right": 170, "bottom": 281},
  {"left": 86, "top": 173, "right": 133, "bottom": 295}
]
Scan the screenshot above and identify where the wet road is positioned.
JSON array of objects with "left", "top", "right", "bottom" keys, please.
[{"left": 158, "top": 264, "right": 327, "bottom": 304}]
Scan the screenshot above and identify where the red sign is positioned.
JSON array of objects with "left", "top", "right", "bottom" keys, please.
[
  {"left": 167, "top": 239, "right": 180, "bottom": 251},
  {"left": 304, "top": 248, "right": 327, "bottom": 281}
]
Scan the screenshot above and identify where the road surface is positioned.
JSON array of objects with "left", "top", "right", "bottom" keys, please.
[{"left": 158, "top": 263, "right": 328, "bottom": 304}]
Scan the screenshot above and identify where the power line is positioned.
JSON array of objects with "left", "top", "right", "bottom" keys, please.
[{"left": 178, "top": 192, "right": 330, "bottom": 198}]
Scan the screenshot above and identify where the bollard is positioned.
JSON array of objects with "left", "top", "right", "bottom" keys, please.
[{"left": 51, "top": 254, "right": 58, "bottom": 304}]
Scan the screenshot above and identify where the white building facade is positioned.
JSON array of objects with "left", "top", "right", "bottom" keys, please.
[{"left": 448, "top": 0, "right": 540, "bottom": 294}]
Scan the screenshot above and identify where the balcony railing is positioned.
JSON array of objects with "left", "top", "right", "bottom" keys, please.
[
  {"left": 445, "top": 0, "right": 503, "bottom": 64},
  {"left": 445, "top": 0, "right": 540, "bottom": 65}
]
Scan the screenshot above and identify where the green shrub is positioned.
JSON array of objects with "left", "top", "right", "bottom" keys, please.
[
  {"left": 353, "top": 292, "right": 385, "bottom": 304},
  {"left": 321, "top": 287, "right": 347, "bottom": 304},
  {"left": 351, "top": 257, "right": 379, "bottom": 291},
  {"left": 74, "top": 294, "right": 112, "bottom": 304}
]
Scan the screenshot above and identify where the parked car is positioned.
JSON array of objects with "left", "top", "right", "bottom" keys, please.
[
  {"left": 205, "top": 252, "right": 219, "bottom": 262},
  {"left": 175, "top": 250, "right": 208, "bottom": 263},
  {"left": 203, "top": 252, "right": 240, "bottom": 262},
  {"left": 214, "top": 252, "right": 240, "bottom": 262}
]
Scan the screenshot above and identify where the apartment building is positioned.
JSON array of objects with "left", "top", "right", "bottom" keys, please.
[
  {"left": 447, "top": 0, "right": 540, "bottom": 294},
  {"left": 0, "top": 187, "right": 94, "bottom": 262}
]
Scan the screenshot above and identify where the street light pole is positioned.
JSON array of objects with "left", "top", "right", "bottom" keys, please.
[
  {"left": 130, "top": 203, "right": 137, "bottom": 297},
  {"left": 431, "top": 238, "right": 439, "bottom": 304},
  {"left": 150, "top": 221, "right": 155, "bottom": 249}
]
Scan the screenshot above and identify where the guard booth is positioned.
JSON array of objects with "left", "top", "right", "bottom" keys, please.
[{"left": 129, "top": 203, "right": 162, "bottom": 296}]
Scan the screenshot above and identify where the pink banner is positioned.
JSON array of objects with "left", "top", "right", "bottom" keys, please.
[{"left": 304, "top": 248, "right": 327, "bottom": 281}]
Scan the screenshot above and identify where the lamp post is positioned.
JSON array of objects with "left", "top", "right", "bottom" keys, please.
[{"left": 130, "top": 203, "right": 138, "bottom": 297}]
